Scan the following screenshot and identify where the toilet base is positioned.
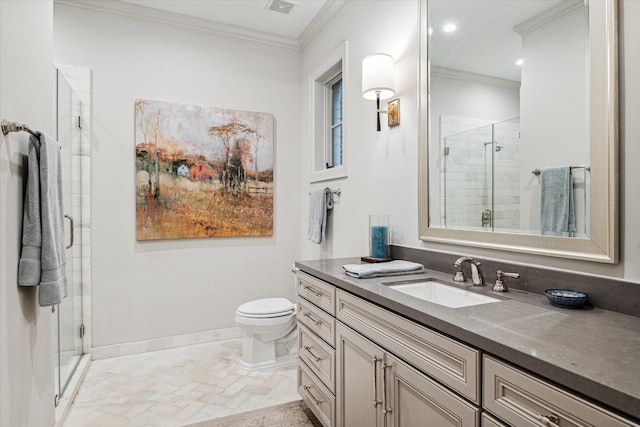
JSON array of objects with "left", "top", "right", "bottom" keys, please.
[
  {"left": 238, "top": 353, "right": 297, "bottom": 372},
  {"left": 238, "top": 331, "right": 298, "bottom": 371}
]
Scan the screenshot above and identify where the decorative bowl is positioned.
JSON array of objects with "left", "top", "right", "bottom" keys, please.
[{"left": 545, "top": 289, "right": 588, "bottom": 308}]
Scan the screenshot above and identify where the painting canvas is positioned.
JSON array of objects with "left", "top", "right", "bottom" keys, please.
[{"left": 135, "top": 99, "right": 274, "bottom": 240}]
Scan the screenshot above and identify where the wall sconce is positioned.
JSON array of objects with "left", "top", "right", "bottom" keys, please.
[{"left": 362, "top": 53, "right": 399, "bottom": 131}]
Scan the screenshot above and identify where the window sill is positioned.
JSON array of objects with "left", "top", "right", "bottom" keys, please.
[{"left": 310, "top": 166, "right": 347, "bottom": 183}]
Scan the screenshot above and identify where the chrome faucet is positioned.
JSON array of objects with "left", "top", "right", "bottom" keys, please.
[
  {"left": 453, "top": 256, "right": 485, "bottom": 286},
  {"left": 492, "top": 270, "right": 520, "bottom": 292}
]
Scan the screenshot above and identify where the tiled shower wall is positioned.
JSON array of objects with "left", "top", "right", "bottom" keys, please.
[
  {"left": 440, "top": 115, "right": 520, "bottom": 230},
  {"left": 57, "top": 64, "right": 92, "bottom": 355}
]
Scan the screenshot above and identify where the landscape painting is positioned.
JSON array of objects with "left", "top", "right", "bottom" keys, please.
[{"left": 135, "top": 99, "right": 274, "bottom": 240}]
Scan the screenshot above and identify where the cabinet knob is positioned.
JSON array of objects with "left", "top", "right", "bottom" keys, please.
[{"left": 538, "top": 413, "right": 560, "bottom": 425}]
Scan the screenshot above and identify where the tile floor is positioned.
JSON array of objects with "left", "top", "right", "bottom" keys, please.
[{"left": 63, "top": 339, "right": 299, "bottom": 427}]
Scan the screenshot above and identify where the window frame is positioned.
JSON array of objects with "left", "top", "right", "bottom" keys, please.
[{"left": 310, "top": 41, "right": 348, "bottom": 183}]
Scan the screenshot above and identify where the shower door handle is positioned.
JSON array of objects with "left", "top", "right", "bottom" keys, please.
[{"left": 65, "top": 214, "right": 74, "bottom": 249}]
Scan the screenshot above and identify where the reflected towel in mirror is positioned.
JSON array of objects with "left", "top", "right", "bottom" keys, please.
[{"left": 540, "top": 166, "right": 576, "bottom": 237}]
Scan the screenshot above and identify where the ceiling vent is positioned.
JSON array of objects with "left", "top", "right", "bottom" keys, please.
[{"left": 266, "top": 0, "right": 296, "bottom": 15}]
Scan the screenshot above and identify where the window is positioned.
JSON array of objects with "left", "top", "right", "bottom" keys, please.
[
  {"left": 310, "top": 42, "right": 347, "bottom": 182},
  {"left": 327, "top": 73, "right": 343, "bottom": 168}
]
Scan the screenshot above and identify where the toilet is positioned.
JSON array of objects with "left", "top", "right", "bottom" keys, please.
[{"left": 235, "top": 297, "right": 297, "bottom": 371}]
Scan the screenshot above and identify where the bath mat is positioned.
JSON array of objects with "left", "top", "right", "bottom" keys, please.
[{"left": 184, "top": 400, "right": 322, "bottom": 427}]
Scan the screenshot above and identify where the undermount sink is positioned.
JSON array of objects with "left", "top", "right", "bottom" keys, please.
[{"left": 385, "top": 279, "right": 502, "bottom": 308}]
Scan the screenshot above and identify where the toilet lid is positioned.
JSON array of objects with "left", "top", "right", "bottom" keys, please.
[{"left": 237, "top": 298, "right": 295, "bottom": 318}]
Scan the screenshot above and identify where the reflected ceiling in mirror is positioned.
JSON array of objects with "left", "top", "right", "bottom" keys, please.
[{"left": 418, "top": 0, "right": 618, "bottom": 263}]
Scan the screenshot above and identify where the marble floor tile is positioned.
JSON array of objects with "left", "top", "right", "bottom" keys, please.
[{"left": 62, "top": 339, "right": 299, "bottom": 427}]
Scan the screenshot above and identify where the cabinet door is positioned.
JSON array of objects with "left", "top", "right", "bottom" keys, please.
[
  {"left": 336, "top": 322, "right": 384, "bottom": 427},
  {"left": 481, "top": 413, "right": 508, "bottom": 427},
  {"left": 385, "top": 353, "right": 480, "bottom": 427}
]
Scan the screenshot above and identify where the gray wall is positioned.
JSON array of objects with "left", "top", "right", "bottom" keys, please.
[{"left": 0, "top": 1, "right": 56, "bottom": 426}]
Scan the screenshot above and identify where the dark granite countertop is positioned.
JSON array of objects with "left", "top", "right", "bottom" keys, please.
[{"left": 295, "top": 257, "right": 640, "bottom": 421}]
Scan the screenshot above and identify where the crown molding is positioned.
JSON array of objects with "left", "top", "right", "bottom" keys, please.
[
  {"left": 513, "top": 0, "right": 584, "bottom": 37},
  {"left": 298, "top": 0, "right": 346, "bottom": 49},
  {"left": 55, "top": 0, "right": 301, "bottom": 50},
  {"left": 431, "top": 66, "right": 521, "bottom": 90}
]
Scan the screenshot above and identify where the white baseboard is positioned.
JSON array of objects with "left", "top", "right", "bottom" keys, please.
[{"left": 91, "top": 327, "right": 242, "bottom": 360}]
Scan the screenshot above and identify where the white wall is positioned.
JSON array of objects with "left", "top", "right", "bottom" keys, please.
[
  {"left": 519, "top": 5, "right": 588, "bottom": 233},
  {"left": 0, "top": 1, "right": 56, "bottom": 426},
  {"left": 300, "top": 0, "right": 420, "bottom": 260},
  {"left": 53, "top": 4, "right": 302, "bottom": 348},
  {"left": 301, "top": 0, "right": 640, "bottom": 281}
]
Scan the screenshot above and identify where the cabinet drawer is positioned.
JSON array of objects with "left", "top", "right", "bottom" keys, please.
[
  {"left": 297, "top": 271, "right": 336, "bottom": 315},
  {"left": 483, "top": 355, "right": 639, "bottom": 427},
  {"left": 298, "top": 296, "right": 335, "bottom": 347},
  {"left": 299, "top": 323, "right": 336, "bottom": 393},
  {"left": 337, "top": 290, "right": 480, "bottom": 404},
  {"left": 482, "top": 412, "right": 508, "bottom": 427},
  {"left": 299, "top": 358, "right": 335, "bottom": 427}
]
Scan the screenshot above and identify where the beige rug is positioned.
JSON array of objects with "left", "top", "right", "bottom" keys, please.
[{"left": 184, "top": 400, "right": 323, "bottom": 427}]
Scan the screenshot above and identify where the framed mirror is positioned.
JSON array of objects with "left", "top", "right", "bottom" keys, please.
[{"left": 418, "top": 0, "right": 618, "bottom": 263}]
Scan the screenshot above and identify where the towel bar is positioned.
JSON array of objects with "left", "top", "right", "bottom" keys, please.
[
  {"left": 1, "top": 119, "right": 38, "bottom": 137},
  {"left": 308, "top": 188, "right": 341, "bottom": 197},
  {"left": 532, "top": 166, "right": 590, "bottom": 176}
]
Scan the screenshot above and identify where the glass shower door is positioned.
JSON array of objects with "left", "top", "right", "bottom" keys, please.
[
  {"left": 54, "top": 70, "right": 83, "bottom": 405},
  {"left": 441, "top": 117, "right": 520, "bottom": 231},
  {"left": 442, "top": 123, "right": 494, "bottom": 230}
]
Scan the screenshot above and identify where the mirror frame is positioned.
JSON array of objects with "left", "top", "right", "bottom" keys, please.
[{"left": 418, "top": 0, "right": 619, "bottom": 263}]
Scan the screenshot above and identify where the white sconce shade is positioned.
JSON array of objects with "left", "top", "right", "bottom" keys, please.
[{"left": 362, "top": 54, "right": 396, "bottom": 101}]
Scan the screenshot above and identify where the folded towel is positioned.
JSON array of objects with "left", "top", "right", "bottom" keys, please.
[
  {"left": 540, "top": 166, "right": 576, "bottom": 237},
  {"left": 307, "top": 187, "right": 334, "bottom": 244},
  {"left": 18, "top": 132, "right": 68, "bottom": 306},
  {"left": 343, "top": 260, "right": 425, "bottom": 279}
]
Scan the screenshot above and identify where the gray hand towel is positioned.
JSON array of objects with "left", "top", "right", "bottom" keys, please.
[
  {"left": 343, "top": 260, "right": 425, "bottom": 279},
  {"left": 540, "top": 166, "right": 577, "bottom": 237},
  {"left": 18, "top": 132, "right": 68, "bottom": 306},
  {"left": 307, "top": 187, "right": 334, "bottom": 244}
]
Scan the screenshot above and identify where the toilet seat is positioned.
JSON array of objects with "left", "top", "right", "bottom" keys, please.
[{"left": 236, "top": 298, "right": 295, "bottom": 318}]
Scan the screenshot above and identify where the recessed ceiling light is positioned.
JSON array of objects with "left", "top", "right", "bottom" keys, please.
[
  {"left": 516, "top": 58, "right": 524, "bottom": 66},
  {"left": 443, "top": 23, "right": 457, "bottom": 33}
]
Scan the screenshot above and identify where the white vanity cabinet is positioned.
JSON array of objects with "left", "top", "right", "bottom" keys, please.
[
  {"left": 336, "top": 322, "right": 480, "bottom": 427},
  {"left": 296, "top": 268, "right": 640, "bottom": 427},
  {"left": 296, "top": 271, "right": 337, "bottom": 427},
  {"left": 335, "top": 291, "right": 480, "bottom": 427},
  {"left": 335, "top": 321, "right": 384, "bottom": 427}
]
